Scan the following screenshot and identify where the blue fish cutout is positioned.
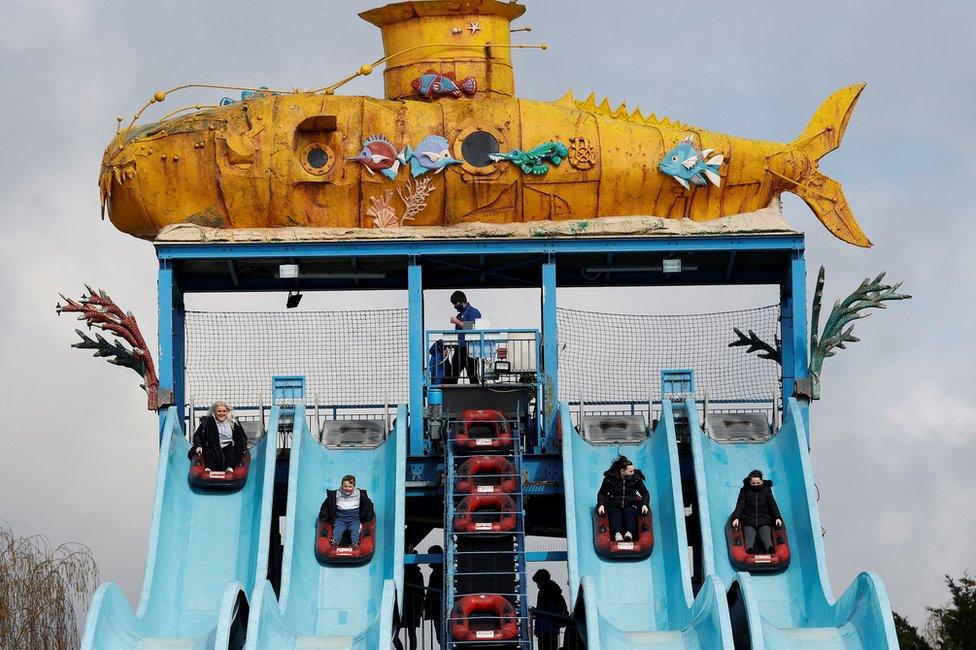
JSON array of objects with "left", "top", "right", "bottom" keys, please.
[
  {"left": 399, "top": 135, "right": 461, "bottom": 177},
  {"left": 659, "top": 136, "right": 724, "bottom": 190}
]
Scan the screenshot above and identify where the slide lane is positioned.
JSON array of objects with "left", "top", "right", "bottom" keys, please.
[
  {"left": 82, "top": 405, "right": 281, "bottom": 649},
  {"left": 688, "top": 397, "right": 897, "bottom": 648},
  {"left": 246, "top": 405, "right": 406, "bottom": 649},
  {"left": 561, "top": 400, "right": 733, "bottom": 649}
]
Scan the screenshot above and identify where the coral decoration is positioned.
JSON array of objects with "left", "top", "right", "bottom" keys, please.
[
  {"left": 56, "top": 286, "right": 160, "bottom": 410},
  {"left": 729, "top": 267, "right": 910, "bottom": 400},
  {"left": 367, "top": 177, "right": 436, "bottom": 228}
]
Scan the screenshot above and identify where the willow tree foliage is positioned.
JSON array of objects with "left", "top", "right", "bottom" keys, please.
[{"left": 0, "top": 521, "right": 99, "bottom": 649}]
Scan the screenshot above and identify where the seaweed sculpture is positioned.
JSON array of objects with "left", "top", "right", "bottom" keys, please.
[
  {"left": 729, "top": 266, "right": 910, "bottom": 399},
  {"left": 56, "top": 286, "right": 159, "bottom": 409}
]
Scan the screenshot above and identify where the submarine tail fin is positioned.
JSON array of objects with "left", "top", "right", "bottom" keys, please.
[
  {"left": 793, "top": 83, "right": 865, "bottom": 162},
  {"left": 792, "top": 168, "right": 872, "bottom": 248},
  {"left": 788, "top": 83, "right": 871, "bottom": 247}
]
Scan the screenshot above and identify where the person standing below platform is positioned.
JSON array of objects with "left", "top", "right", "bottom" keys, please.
[
  {"left": 188, "top": 401, "right": 247, "bottom": 472},
  {"left": 423, "top": 545, "right": 444, "bottom": 645},
  {"left": 531, "top": 569, "right": 568, "bottom": 650},
  {"left": 447, "top": 290, "right": 482, "bottom": 385}
]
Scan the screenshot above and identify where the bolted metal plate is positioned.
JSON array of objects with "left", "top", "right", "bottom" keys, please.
[
  {"left": 581, "top": 415, "right": 647, "bottom": 445},
  {"left": 706, "top": 412, "right": 771, "bottom": 443},
  {"left": 321, "top": 419, "right": 388, "bottom": 449}
]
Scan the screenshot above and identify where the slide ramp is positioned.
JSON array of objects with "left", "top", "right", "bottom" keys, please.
[
  {"left": 687, "top": 397, "right": 897, "bottom": 649},
  {"left": 245, "top": 406, "right": 406, "bottom": 649},
  {"left": 81, "top": 405, "right": 282, "bottom": 649},
  {"left": 561, "top": 400, "right": 733, "bottom": 649}
]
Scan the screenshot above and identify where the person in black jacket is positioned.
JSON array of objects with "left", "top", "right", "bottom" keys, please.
[
  {"left": 596, "top": 456, "right": 650, "bottom": 542},
  {"left": 531, "top": 569, "right": 568, "bottom": 650},
  {"left": 423, "top": 545, "right": 444, "bottom": 644},
  {"left": 317, "top": 475, "right": 376, "bottom": 547},
  {"left": 188, "top": 401, "right": 248, "bottom": 471},
  {"left": 731, "top": 469, "right": 784, "bottom": 554}
]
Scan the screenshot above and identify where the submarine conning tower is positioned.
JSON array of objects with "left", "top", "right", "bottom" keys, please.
[{"left": 359, "top": 0, "right": 526, "bottom": 100}]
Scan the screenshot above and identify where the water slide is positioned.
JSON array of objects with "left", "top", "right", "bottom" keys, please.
[
  {"left": 245, "top": 405, "right": 406, "bottom": 649},
  {"left": 561, "top": 400, "right": 734, "bottom": 648},
  {"left": 687, "top": 397, "right": 898, "bottom": 648},
  {"left": 81, "top": 405, "right": 282, "bottom": 649}
]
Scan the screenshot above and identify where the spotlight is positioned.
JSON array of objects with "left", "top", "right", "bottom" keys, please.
[{"left": 286, "top": 290, "right": 303, "bottom": 309}]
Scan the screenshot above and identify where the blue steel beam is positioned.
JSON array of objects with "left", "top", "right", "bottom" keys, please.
[
  {"left": 780, "top": 251, "right": 810, "bottom": 441},
  {"left": 408, "top": 263, "right": 426, "bottom": 455},
  {"left": 156, "top": 234, "right": 804, "bottom": 260},
  {"left": 541, "top": 260, "right": 558, "bottom": 451},
  {"left": 156, "top": 261, "right": 175, "bottom": 442}
]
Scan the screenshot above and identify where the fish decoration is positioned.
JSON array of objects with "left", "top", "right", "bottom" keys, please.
[
  {"left": 349, "top": 135, "right": 401, "bottom": 180},
  {"left": 490, "top": 141, "right": 570, "bottom": 175},
  {"left": 219, "top": 86, "right": 277, "bottom": 106},
  {"left": 659, "top": 136, "right": 724, "bottom": 190},
  {"left": 399, "top": 135, "right": 462, "bottom": 177},
  {"left": 411, "top": 70, "right": 477, "bottom": 99}
]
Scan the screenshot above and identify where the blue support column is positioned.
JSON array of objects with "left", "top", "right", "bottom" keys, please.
[
  {"left": 780, "top": 250, "right": 810, "bottom": 440},
  {"left": 408, "top": 263, "right": 426, "bottom": 455},
  {"left": 541, "top": 260, "right": 558, "bottom": 452},
  {"left": 173, "top": 283, "right": 185, "bottom": 431},
  {"left": 157, "top": 260, "right": 176, "bottom": 444}
]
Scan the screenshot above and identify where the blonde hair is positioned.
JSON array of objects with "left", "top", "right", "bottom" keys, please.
[{"left": 210, "top": 401, "right": 235, "bottom": 422}]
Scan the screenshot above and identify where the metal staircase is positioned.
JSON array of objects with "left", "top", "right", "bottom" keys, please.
[{"left": 443, "top": 412, "right": 530, "bottom": 648}]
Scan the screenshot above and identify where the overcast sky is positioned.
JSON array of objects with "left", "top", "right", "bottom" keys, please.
[{"left": 1, "top": 0, "right": 973, "bottom": 632}]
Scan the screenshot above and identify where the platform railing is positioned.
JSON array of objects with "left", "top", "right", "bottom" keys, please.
[{"left": 426, "top": 329, "right": 540, "bottom": 386}]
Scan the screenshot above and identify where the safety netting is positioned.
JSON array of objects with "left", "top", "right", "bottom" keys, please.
[
  {"left": 556, "top": 305, "right": 781, "bottom": 403},
  {"left": 184, "top": 309, "right": 409, "bottom": 408}
]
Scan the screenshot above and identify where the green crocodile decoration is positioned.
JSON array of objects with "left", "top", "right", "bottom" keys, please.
[{"left": 490, "top": 141, "right": 569, "bottom": 175}]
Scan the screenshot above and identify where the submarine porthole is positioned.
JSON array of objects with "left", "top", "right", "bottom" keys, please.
[
  {"left": 307, "top": 147, "right": 329, "bottom": 169},
  {"left": 299, "top": 142, "right": 336, "bottom": 175},
  {"left": 461, "top": 130, "right": 500, "bottom": 167}
]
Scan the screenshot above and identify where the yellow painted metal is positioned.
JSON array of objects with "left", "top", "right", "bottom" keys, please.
[{"left": 99, "top": 1, "right": 871, "bottom": 247}]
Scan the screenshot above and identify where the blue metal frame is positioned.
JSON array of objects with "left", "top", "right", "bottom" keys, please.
[
  {"left": 541, "top": 260, "right": 558, "bottom": 450},
  {"left": 408, "top": 263, "right": 425, "bottom": 455},
  {"left": 780, "top": 251, "right": 811, "bottom": 439},
  {"left": 156, "top": 234, "right": 804, "bottom": 260},
  {"left": 156, "top": 260, "right": 181, "bottom": 441}
]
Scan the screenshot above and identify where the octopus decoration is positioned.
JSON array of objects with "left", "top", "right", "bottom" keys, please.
[
  {"left": 56, "top": 286, "right": 160, "bottom": 410},
  {"left": 490, "top": 141, "right": 569, "bottom": 175},
  {"left": 367, "top": 177, "right": 436, "bottom": 228},
  {"left": 729, "top": 266, "right": 910, "bottom": 399},
  {"left": 411, "top": 70, "right": 477, "bottom": 99}
]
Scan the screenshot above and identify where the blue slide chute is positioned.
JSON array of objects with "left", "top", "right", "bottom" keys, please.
[
  {"left": 245, "top": 405, "right": 407, "bottom": 648},
  {"left": 688, "top": 397, "right": 898, "bottom": 648},
  {"left": 561, "top": 400, "right": 733, "bottom": 648},
  {"left": 81, "top": 405, "right": 281, "bottom": 649}
]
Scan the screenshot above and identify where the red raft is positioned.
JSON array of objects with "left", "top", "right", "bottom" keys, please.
[
  {"left": 453, "top": 409, "right": 513, "bottom": 451},
  {"left": 315, "top": 519, "right": 377, "bottom": 564},
  {"left": 449, "top": 594, "right": 519, "bottom": 643},
  {"left": 456, "top": 455, "right": 517, "bottom": 495},
  {"left": 592, "top": 506, "right": 654, "bottom": 559},
  {"left": 189, "top": 450, "right": 250, "bottom": 490},
  {"left": 726, "top": 516, "right": 790, "bottom": 572},
  {"left": 453, "top": 494, "right": 518, "bottom": 533}
]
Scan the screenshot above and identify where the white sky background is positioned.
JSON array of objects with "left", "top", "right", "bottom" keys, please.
[{"left": 1, "top": 0, "right": 973, "bottom": 630}]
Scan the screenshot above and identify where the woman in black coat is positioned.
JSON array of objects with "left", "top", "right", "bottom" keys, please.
[
  {"left": 731, "top": 469, "right": 784, "bottom": 554},
  {"left": 188, "top": 401, "right": 248, "bottom": 471},
  {"left": 596, "top": 456, "right": 650, "bottom": 542}
]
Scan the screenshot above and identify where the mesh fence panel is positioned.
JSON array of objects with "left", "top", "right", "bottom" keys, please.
[
  {"left": 185, "top": 309, "right": 409, "bottom": 408},
  {"left": 557, "top": 305, "right": 780, "bottom": 403}
]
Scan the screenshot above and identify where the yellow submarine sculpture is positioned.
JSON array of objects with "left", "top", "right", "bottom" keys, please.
[{"left": 99, "top": 0, "right": 871, "bottom": 247}]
